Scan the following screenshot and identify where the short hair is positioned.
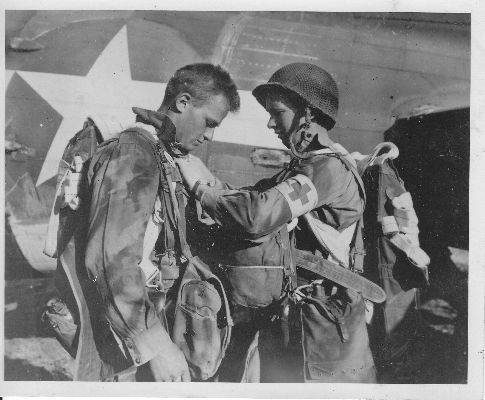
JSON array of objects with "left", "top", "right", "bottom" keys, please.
[{"left": 161, "top": 63, "right": 240, "bottom": 112}]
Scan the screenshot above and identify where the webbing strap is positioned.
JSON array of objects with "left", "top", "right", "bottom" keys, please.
[
  {"left": 151, "top": 140, "right": 190, "bottom": 258},
  {"left": 302, "top": 214, "right": 355, "bottom": 268},
  {"left": 162, "top": 158, "right": 191, "bottom": 258},
  {"left": 326, "top": 144, "right": 366, "bottom": 204},
  {"left": 307, "top": 144, "right": 366, "bottom": 272},
  {"left": 294, "top": 249, "right": 386, "bottom": 303},
  {"left": 44, "top": 168, "right": 70, "bottom": 258}
]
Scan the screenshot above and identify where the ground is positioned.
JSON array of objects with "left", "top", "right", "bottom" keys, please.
[
  {"left": 3, "top": 248, "right": 468, "bottom": 383},
  {"left": 4, "top": 278, "right": 73, "bottom": 380}
]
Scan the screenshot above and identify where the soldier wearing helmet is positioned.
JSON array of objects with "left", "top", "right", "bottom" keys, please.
[{"left": 177, "top": 62, "right": 376, "bottom": 382}]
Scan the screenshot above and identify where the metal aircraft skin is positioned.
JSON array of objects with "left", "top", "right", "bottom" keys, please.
[{"left": 5, "top": 10, "right": 470, "bottom": 274}]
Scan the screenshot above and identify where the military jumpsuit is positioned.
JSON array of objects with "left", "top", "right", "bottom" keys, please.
[
  {"left": 194, "top": 136, "right": 376, "bottom": 382},
  {"left": 85, "top": 109, "right": 189, "bottom": 379}
]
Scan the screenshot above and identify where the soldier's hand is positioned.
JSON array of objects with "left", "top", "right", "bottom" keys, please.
[
  {"left": 149, "top": 342, "right": 191, "bottom": 382},
  {"left": 176, "top": 154, "right": 215, "bottom": 191}
]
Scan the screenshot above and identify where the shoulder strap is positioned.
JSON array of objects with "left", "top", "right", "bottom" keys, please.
[
  {"left": 308, "top": 144, "right": 367, "bottom": 272},
  {"left": 151, "top": 140, "right": 192, "bottom": 258},
  {"left": 310, "top": 145, "right": 366, "bottom": 204},
  {"left": 326, "top": 144, "right": 367, "bottom": 272},
  {"left": 327, "top": 144, "right": 366, "bottom": 204}
]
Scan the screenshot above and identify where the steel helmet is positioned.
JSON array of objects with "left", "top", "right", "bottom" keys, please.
[{"left": 252, "top": 62, "right": 339, "bottom": 130}]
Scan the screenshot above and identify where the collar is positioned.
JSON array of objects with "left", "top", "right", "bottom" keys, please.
[
  {"left": 132, "top": 107, "right": 184, "bottom": 156},
  {"left": 133, "top": 122, "right": 157, "bottom": 140}
]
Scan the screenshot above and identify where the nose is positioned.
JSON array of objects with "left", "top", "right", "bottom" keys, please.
[
  {"left": 267, "top": 116, "right": 276, "bottom": 130},
  {"left": 203, "top": 127, "right": 215, "bottom": 141}
]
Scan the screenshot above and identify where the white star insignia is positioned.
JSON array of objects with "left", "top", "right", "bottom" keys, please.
[
  {"left": 7, "top": 25, "right": 165, "bottom": 186},
  {"left": 6, "top": 24, "right": 286, "bottom": 187}
]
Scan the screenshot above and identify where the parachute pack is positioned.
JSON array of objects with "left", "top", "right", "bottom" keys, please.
[
  {"left": 43, "top": 116, "right": 124, "bottom": 381},
  {"left": 353, "top": 143, "right": 430, "bottom": 378}
]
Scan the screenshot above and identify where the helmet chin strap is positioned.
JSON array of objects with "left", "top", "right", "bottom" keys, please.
[
  {"left": 168, "top": 140, "right": 187, "bottom": 157},
  {"left": 290, "top": 108, "right": 317, "bottom": 159}
]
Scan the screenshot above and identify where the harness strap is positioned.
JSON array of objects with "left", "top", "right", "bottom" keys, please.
[
  {"left": 328, "top": 144, "right": 366, "bottom": 272},
  {"left": 326, "top": 144, "right": 366, "bottom": 203},
  {"left": 159, "top": 149, "right": 192, "bottom": 258},
  {"left": 306, "top": 145, "right": 367, "bottom": 272},
  {"left": 294, "top": 249, "right": 386, "bottom": 303},
  {"left": 302, "top": 214, "right": 355, "bottom": 268},
  {"left": 150, "top": 141, "right": 184, "bottom": 258}
]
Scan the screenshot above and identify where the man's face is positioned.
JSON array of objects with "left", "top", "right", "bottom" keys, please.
[
  {"left": 265, "top": 94, "right": 302, "bottom": 149},
  {"left": 175, "top": 93, "right": 230, "bottom": 153}
]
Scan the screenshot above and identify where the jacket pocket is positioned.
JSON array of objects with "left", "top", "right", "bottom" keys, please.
[
  {"left": 172, "top": 279, "right": 222, "bottom": 380},
  {"left": 224, "top": 265, "right": 284, "bottom": 308}
]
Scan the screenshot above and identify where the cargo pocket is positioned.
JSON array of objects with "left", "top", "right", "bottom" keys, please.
[
  {"left": 172, "top": 279, "right": 222, "bottom": 380},
  {"left": 222, "top": 228, "right": 288, "bottom": 308},
  {"left": 171, "top": 259, "right": 232, "bottom": 381},
  {"left": 224, "top": 266, "right": 284, "bottom": 308}
]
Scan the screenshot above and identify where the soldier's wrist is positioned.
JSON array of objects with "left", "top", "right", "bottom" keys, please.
[{"left": 126, "top": 320, "right": 173, "bottom": 366}]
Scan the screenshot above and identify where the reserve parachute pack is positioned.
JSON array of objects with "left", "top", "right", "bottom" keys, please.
[
  {"left": 353, "top": 142, "right": 430, "bottom": 286},
  {"left": 43, "top": 113, "right": 232, "bottom": 381},
  {"left": 353, "top": 142, "right": 430, "bottom": 378},
  {"left": 297, "top": 141, "right": 430, "bottom": 293},
  {"left": 43, "top": 115, "right": 127, "bottom": 381}
]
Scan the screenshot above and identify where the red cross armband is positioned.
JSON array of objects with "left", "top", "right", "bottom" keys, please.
[{"left": 274, "top": 174, "right": 318, "bottom": 218}]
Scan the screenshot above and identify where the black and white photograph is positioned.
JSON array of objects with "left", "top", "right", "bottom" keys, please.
[{"left": 2, "top": 1, "right": 483, "bottom": 398}]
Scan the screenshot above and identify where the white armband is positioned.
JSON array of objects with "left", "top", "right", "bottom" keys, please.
[{"left": 274, "top": 174, "right": 318, "bottom": 219}]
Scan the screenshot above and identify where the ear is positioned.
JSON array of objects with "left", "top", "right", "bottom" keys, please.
[{"left": 174, "top": 93, "right": 192, "bottom": 113}]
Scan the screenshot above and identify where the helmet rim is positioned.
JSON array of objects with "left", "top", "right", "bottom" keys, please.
[{"left": 252, "top": 63, "right": 338, "bottom": 130}]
